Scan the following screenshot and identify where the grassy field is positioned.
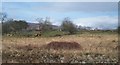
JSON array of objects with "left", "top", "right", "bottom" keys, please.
[{"left": 2, "top": 31, "right": 118, "bottom": 63}]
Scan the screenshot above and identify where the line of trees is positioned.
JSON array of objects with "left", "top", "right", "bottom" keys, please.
[
  {"left": 1, "top": 13, "right": 28, "bottom": 34},
  {"left": 36, "top": 17, "right": 78, "bottom": 34},
  {"left": 2, "top": 19, "right": 28, "bottom": 34},
  {"left": 1, "top": 13, "right": 118, "bottom": 35},
  {"left": 1, "top": 13, "right": 78, "bottom": 35}
]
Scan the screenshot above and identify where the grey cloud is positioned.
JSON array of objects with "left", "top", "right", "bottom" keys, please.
[
  {"left": 35, "top": 2, "right": 118, "bottom": 12},
  {"left": 73, "top": 16, "right": 118, "bottom": 29}
]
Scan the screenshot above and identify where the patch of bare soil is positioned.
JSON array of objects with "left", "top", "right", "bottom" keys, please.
[{"left": 46, "top": 41, "right": 82, "bottom": 50}]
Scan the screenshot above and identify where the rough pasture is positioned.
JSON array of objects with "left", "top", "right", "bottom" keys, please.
[{"left": 2, "top": 33, "right": 118, "bottom": 63}]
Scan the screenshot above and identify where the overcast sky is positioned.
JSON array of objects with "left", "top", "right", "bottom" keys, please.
[{"left": 2, "top": 2, "right": 118, "bottom": 29}]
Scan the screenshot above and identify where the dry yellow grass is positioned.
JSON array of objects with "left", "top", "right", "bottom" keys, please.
[{"left": 2, "top": 33, "right": 118, "bottom": 63}]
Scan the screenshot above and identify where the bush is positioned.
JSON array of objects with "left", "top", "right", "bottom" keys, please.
[
  {"left": 2, "top": 19, "right": 28, "bottom": 34},
  {"left": 61, "top": 17, "right": 77, "bottom": 34}
]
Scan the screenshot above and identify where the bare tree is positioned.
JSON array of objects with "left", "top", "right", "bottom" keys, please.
[
  {"left": 42, "top": 17, "right": 52, "bottom": 32},
  {"left": 36, "top": 18, "right": 44, "bottom": 31},
  {"left": 36, "top": 17, "right": 52, "bottom": 32},
  {"left": 0, "top": 12, "right": 7, "bottom": 23}
]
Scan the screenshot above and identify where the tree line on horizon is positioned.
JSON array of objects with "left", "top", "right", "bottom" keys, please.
[
  {"left": 1, "top": 13, "right": 78, "bottom": 35},
  {"left": 1, "top": 13, "right": 119, "bottom": 35}
]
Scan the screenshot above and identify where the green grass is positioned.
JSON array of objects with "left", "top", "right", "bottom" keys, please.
[
  {"left": 3, "top": 30, "right": 117, "bottom": 37},
  {"left": 41, "top": 30, "right": 65, "bottom": 37}
]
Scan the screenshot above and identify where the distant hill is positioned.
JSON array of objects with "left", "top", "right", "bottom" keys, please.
[
  {"left": 27, "top": 23, "right": 60, "bottom": 30},
  {"left": 26, "top": 23, "right": 117, "bottom": 31}
]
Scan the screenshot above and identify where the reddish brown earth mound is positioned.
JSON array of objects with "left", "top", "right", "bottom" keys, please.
[{"left": 46, "top": 41, "right": 82, "bottom": 50}]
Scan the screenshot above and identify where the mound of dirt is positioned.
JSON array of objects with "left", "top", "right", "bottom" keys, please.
[{"left": 46, "top": 41, "right": 82, "bottom": 50}]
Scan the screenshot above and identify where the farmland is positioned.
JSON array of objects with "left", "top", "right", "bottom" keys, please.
[{"left": 2, "top": 31, "right": 118, "bottom": 63}]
